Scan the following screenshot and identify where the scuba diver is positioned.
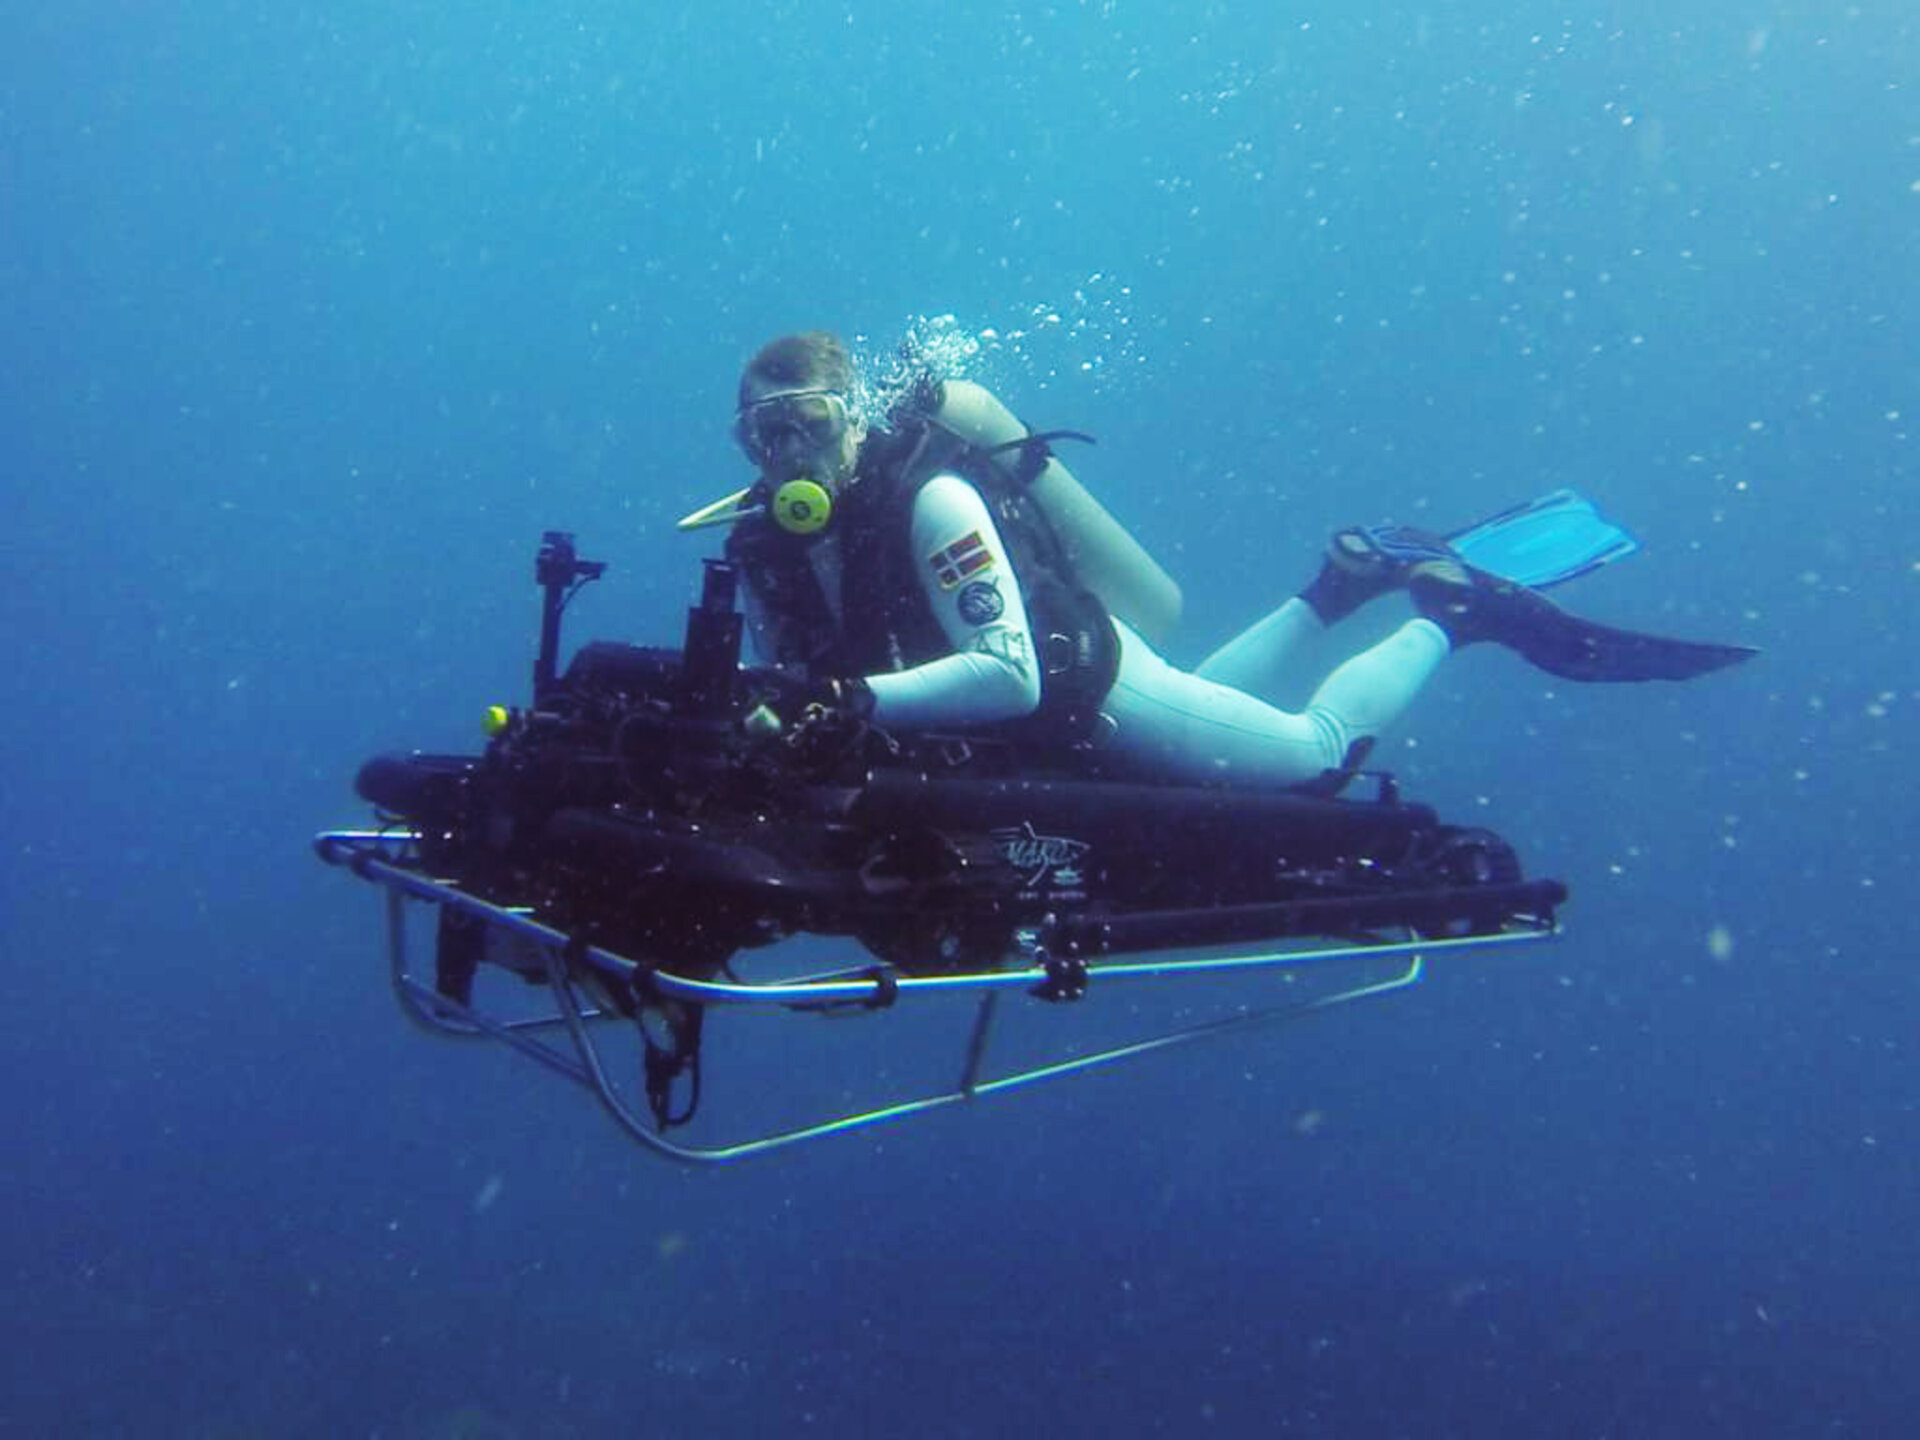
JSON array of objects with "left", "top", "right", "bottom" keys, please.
[{"left": 691, "top": 330, "right": 1754, "bottom": 790}]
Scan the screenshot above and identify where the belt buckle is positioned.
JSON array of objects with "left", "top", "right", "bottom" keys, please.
[{"left": 1042, "top": 631, "right": 1075, "bottom": 676}]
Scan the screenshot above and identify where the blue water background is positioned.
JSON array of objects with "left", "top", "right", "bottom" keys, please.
[{"left": 4, "top": 3, "right": 1915, "bottom": 1436}]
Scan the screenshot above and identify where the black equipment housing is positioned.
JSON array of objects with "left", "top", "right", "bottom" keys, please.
[{"left": 357, "top": 547, "right": 1565, "bottom": 981}]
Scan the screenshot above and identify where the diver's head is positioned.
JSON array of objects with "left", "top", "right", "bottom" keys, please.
[{"left": 733, "top": 331, "right": 868, "bottom": 494}]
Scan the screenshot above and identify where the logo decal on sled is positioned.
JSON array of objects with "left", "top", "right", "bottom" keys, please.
[{"left": 990, "top": 821, "right": 1091, "bottom": 892}]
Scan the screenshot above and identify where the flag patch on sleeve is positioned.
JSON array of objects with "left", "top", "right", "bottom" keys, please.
[{"left": 928, "top": 530, "right": 996, "bottom": 589}]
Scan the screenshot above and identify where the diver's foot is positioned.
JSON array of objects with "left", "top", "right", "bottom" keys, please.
[
  {"left": 1300, "top": 526, "right": 1453, "bottom": 625},
  {"left": 1409, "top": 558, "right": 1564, "bottom": 650}
]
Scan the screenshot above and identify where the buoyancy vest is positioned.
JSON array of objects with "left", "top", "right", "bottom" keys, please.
[{"left": 725, "top": 408, "right": 1120, "bottom": 743}]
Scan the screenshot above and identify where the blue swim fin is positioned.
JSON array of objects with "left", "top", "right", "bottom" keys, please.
[
  {"left": 1340, "top": 493, "right": 1751, "bottom": 680},
  {"left": 1317, "top": 490, "right": 1643, "bottom": 625},
  {"left": 1446, "top": 489, "right": 1640, "bottom": 590}
]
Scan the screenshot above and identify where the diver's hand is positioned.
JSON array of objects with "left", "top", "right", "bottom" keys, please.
[
  {"left": 745, "top": 676, "right": 874, "bottom": 775},
  {"left": 742, "top": 675, "right": 875, "bottom": 742},
  {"left": 794, "top": 676, "right": 875, "bottom": 729}
]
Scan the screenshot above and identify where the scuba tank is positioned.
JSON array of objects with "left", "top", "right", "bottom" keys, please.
[{"left": 933, "top": 380, "right": 1183, "bottom": 646}]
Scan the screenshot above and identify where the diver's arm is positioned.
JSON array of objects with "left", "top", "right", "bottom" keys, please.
[{"left": 860, "top": 473, "right": 1042, "bottom": 729}]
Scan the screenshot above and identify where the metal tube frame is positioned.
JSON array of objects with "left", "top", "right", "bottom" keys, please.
[{"left": 318, "top": 829, "right": 1560, "bottom": 1164}]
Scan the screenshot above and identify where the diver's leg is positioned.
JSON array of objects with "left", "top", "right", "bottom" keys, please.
[
  {"left": 1301, "top": 617, "right": 1450, "bottom": 745},
  {"left": 1195, "top": 597, "right": 1324, "bottom": 693},
  {"left": 1101, "top": 620, "right": 1450, "bottom": 789},
  {"left": 1200, "top": 525, "right": 1443, "bottom": 695}
]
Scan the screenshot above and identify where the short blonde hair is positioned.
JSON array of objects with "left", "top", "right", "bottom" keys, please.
[{"left": 739, "top": 331, "right": 853, "bottom": 407}]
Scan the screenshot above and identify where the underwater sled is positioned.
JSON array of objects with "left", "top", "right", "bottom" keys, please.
[{"left": 316, "top": 531, "right": 1573, "bottom": 1163}]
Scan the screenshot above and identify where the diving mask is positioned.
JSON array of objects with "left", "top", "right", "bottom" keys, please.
[{"left": 731, "top": 388, "right": 852, "bottom": 467}]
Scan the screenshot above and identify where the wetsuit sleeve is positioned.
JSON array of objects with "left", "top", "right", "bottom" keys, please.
[{"left": 860, "top": 473, "right": 1042, "bottom": 728}]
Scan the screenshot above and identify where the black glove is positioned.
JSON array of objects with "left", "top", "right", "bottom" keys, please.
[
  {"left": 754, "top": 676, "right": 873, "bottom": 775},
  {"left": 743, "top": 675, "right": 875, "bottom": 739},
  {"left": 793, "top": 676, "right": 874, "bottom": 729}
]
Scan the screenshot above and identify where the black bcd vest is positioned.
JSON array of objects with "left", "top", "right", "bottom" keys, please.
[{"left": 724, "top": 409, "right": 1119, "bottom": 745}]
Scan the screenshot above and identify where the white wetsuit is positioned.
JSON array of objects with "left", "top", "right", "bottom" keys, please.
[{"left": 793, "top": 473, "right": 1452, "bottom": 789}]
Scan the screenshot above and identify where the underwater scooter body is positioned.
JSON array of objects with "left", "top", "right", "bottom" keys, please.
[
  {"left": 320, "top": 533, "right": 1566, "bottom": 1161},
  {"left": 357, "top": 536, "right": 1557, "bottom": 975}
]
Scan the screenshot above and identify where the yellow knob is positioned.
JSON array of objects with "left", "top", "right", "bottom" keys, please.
[{"left": 771, "top": 477, "right": 832, "bottom": 534}]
